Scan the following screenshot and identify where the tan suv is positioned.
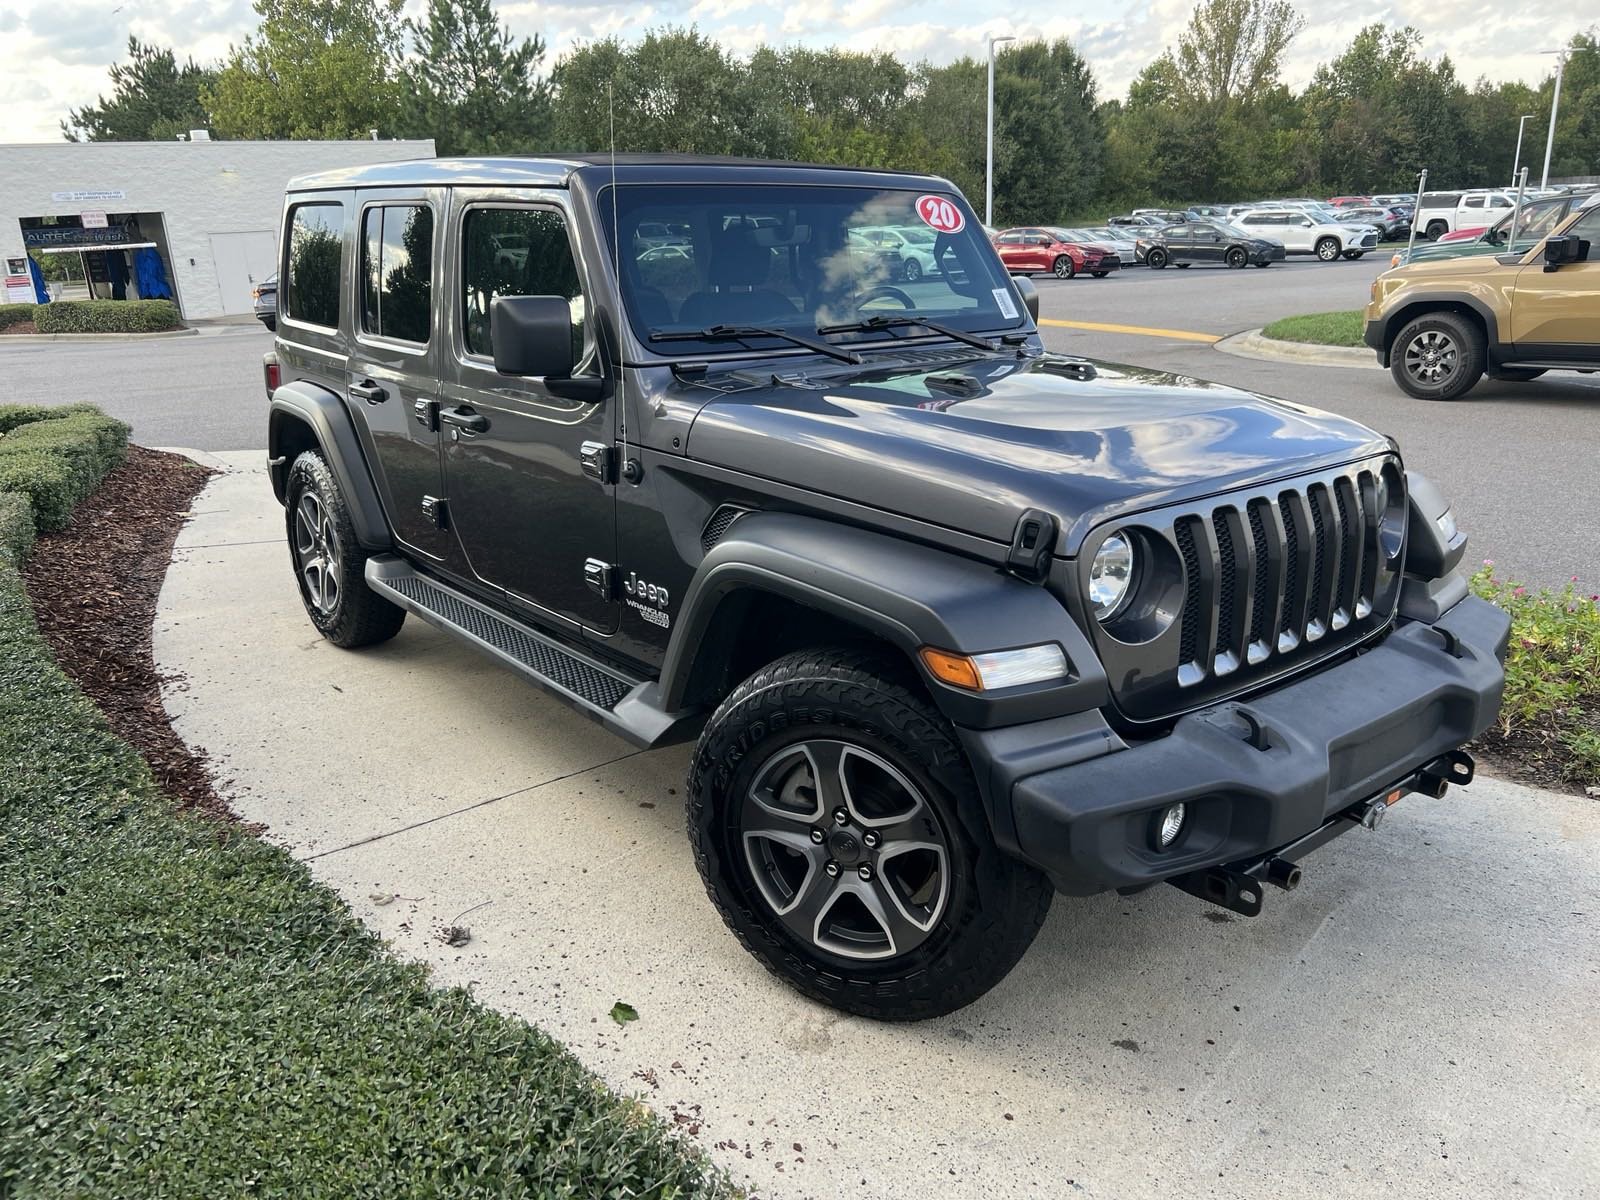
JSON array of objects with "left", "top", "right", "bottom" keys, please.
[{"left": 1364, "top": 201, "right": 1600, "bottom": 399}]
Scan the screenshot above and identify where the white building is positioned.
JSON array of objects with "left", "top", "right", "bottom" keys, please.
[{"left": 1, "top": 138, "right": 435, "bottom": 320}]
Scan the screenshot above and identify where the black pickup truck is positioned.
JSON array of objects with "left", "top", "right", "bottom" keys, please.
[{"left": 264, "top": 156, "right": 1508, "bottom": 1020}]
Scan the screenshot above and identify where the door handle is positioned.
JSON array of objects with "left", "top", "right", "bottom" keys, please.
[
  {"left": 440, "top": 405, "right": 489, "bottom": 434},
  {"left": 350, "top": 379, "right": 387, "bottom": 405}
]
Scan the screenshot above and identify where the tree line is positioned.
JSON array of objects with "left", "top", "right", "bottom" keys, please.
[{"left": 61, "top": 0, "right": 1599, "bottom": 227}]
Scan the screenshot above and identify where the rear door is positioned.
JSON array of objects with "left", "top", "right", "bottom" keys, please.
[
  {"left": 439, "top": 191, "right": 619, "bottom": 635},
  {"left": 1163, "top": 224, "right": 1194, "bottom": 263},
  {"left": 1508, "top": 206, "right": 1600, "bottom": 356},
  {"left": 345, "top": 189, "right": 455, "bottom": 562},
  {"left": 994, "top": 231, "right": 1028, "bottom": 273}
]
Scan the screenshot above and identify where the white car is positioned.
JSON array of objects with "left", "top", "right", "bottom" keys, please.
[
  {"left": 1233, "top": 209, "right": 1380, "bottom": 261},
  {"left": 1413, "top": 190, "right": 1519, "bottom": 240},
  {"left": 850, "top": 226, "right": 940, "bottom": 282},
  {"left": 1058, "top": 226, "right": 1140, "bottom": 262}
]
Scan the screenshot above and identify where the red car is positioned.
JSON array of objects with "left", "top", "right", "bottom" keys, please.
[
  {"left": 992, "top": 226, "right": 1121, "bottom": 278},
  {"left": 1329, "top": 196, "right": 1373, "bottom": 207}
]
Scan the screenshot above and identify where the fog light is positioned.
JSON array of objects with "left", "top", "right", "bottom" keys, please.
[{"left": 1156, "top": 802, "right": 1187, "bottom": 848}]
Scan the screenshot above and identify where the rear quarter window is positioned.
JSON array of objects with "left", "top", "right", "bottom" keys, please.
[{"left": 284, "top": 202, "right": 345, "bottom": 329}]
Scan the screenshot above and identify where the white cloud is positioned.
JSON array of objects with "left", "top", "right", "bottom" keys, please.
[{"left": 2, "top": 0, "right": 1578, "bottom": 143}]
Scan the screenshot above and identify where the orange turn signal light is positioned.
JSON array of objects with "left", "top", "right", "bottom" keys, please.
[{"left": 919, "top": 647, "right": 983, "bottom": 691}]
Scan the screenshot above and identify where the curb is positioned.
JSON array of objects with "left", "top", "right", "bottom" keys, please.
[
  {"left": 151, "top": 446, "right": 242, "bottom": 472},
  {"left": 1215, "top": 328, "right": 1381, "bottom": 370},
  {"left": 0, "top": 327, "right": 198, "bottom": 343}
]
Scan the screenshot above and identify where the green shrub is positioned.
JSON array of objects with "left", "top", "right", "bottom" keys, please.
[
  {"left": 31, "top": 299, "right": 182, "bottom": 334},
  {"left": 1471, "top": 564, "right": 1600, "bottom": 786},
  {"left": 0, "top": 303, "right": 35, "bottom": 331},
  {"left": 0, "top": 554, "right": 731, "bottom": 1197},
  {"left": 0, "top": 403, "right": 101, "bottom": 435},
  {"left": 0, "top": 493, "right": 34, "bottom": 561},
  {"left": 0, "top": 409, "right": 129, "bottom": 532}
]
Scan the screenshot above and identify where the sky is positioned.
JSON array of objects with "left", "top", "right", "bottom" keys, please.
[{"left": 0, "top": 0, "right": 1579, "bottom": 144}]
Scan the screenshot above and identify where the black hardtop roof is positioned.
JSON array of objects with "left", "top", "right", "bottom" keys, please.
[{"left": 287, "top": 154, "right": 946, "bottom": 193}]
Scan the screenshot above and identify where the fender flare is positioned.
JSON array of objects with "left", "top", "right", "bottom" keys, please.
[
  {"left": 1374, "top": 292, "right": 1501, "bottom": 367},
  {"left": 658, "top": 511, "right": 1108, "bottom": 731},
  {"left": 268, "top": 381, "right": 392, "bottom": 550}
]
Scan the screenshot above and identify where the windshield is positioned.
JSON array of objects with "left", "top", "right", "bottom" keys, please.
[{"left": 600, "top": 184, "right": 1022, "bottom": 353}]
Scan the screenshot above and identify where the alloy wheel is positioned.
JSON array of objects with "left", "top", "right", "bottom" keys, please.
[
  {"left": 1403, "top": 329, "right": 1458, "bottom": 386},
  {"left": 739, "top": 739, "right": 950, "bottom": 961},
  {"left": 294, "top": 491, "right": 341, "bottom": 614}
]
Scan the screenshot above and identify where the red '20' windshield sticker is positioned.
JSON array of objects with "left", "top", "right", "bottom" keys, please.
[{"left": 915, "top": 194, "right": 965, "bottom": 234}]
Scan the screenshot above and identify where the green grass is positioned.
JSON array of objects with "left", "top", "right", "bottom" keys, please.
[
  {"left": 1260, "top": 310, "right": 1366, "bottom": 347},
  {"left": 0, "top": 407, "right": 731, "bottom": 1197},
  {"left": 1471, "top": 565, "right": 1600, "bottom": 788}
]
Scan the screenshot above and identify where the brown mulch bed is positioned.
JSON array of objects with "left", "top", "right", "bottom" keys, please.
[
  {"left": 1, "top": 321, "right": 39, "bottom": 335},
  {"left": 20, "top": 445, "right": 235, "bottom": 820}
]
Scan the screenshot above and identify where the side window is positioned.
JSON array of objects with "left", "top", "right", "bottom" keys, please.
[
  {"left": 284, "top": 202, "right": 344, "bottom": 329},
  {"left": 1464, "top": 196, "right": 1484, "bottom": 209},
  {"left": 1564, "top": 206, "right": 1600, "bottom": 248},
  {"left": 360, "top": 205, "right": 434, "bottom": 345},
  {"left": 462, "top": 207, "right": 586, "bottom": 363}
]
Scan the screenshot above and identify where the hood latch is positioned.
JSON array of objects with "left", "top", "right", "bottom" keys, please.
[{"left": 1006, "top": 508, "right": 1058, "bottom": 583}]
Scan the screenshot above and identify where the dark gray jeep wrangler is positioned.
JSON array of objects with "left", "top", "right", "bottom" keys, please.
[{"left": 264, "top": 156, "right": 1508, "bottom": 1020}]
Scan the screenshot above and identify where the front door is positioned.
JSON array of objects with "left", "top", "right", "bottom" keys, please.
[
  {"left": 344, "top": 190, "right": 454, "bottom": 562},
  {"left": 209, "top": 230, "right": 276, "bottom": 314},
  {"left": 440, "top": 193, "right": 619, "bottom": 635},
  {"left": 1509, "top": 207, "right": 1600, "bottom": 355}
]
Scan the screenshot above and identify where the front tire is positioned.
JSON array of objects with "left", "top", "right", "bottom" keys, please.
[
  {"left": 902, "top": 258, "right": 923, "bottom": 283},
  {"left": 1226, "top": 247, "right": 1248, "bottom": 268},
  {"left": 284, "top": 450, "right": 406, "bottom": 647},
  {"left": 1390, "top": 312, "right": 1486, "bottom": 401},
  {"left": 1052, "top": 254, "right": 1075, "bottom": 279},
  {"left": 688, "top": 648, "right": 1052, "bottom": 1021},
  {"left": 1316, "top": 237, "right": 1341, "bottom": 262}
]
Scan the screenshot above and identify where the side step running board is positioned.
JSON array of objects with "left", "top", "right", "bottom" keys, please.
[{"left": 364, "top": 555, "right": 701, "bottom": 748}]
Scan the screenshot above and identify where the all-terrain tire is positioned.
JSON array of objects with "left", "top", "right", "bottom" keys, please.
[
  {"left": 687, "top": 647, "right": 1052, "bottom": 1021},
  {"left": 1389, "top": 311, "right": 1486, "bottom": 401},
  {"left": 284, "top": 450, "right": 406, "bottom": 648}
]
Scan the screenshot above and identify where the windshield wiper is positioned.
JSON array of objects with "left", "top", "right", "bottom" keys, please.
[
  {"left": 649, "top": 324, "right": 862, "bottom": 365},
  {"left": 816, "top": 314, "right": 999, "bottom": 352}
]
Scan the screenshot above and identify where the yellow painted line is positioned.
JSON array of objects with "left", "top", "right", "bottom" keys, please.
[{"left": 1038, "top": 317, "right": 1222, "bottom": 344}]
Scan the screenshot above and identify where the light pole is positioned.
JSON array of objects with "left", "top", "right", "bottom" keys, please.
[
  {"left": 985, "top": 33, "right": 1015, "bottom": 228},
  {"left": 1539, "top": 49, "right": 1566, "bottom": 189},
  {"left": 1510, "top": 113, "right": 1534, "bottom": 187}
]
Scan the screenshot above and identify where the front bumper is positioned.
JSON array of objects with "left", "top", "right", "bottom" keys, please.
[
  {"left": 1005, "top": 594, "right": 1509, "bottom": 896},
  {"left": 1363, "top": 316, "right": 1387, "bottom": 362},
  {"left": 1255, "top": 246, "right": 1287, "bottom": 263}
]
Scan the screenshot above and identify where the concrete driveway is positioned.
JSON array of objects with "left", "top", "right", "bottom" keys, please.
[{"left": 157, "top": 455, "right": 1599, "bottom": 1199}]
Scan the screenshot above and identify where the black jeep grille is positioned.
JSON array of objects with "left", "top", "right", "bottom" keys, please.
[{"left": 1082, "top": 458, "right": 1404, "bottom": 723}]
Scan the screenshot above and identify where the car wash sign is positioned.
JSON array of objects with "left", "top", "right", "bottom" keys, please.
[{"left": 23, "top": 222, "right": 134, "bottom": 249}]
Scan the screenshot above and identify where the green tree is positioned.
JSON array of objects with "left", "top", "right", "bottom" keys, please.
[
  {"left": 1546, "top": 32, "right": 1600, "bottom": 180},
  {"left": 206, "top": 0, "right": 406, "bottom": 140},
  {"left": 401, "top": 0, "right": 552, "bottom": 155},
  {"left": 1172, "top": 0, "right": 1303, "bottom": 107},
  {"left": 62, "top": 37, "right": 216, "bottom": 142}
]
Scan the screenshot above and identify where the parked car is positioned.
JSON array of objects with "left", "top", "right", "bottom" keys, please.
[
  {"left": 1336, "top": 206, "right": 1411, "bottom": 240},
  {"left": 1328, "top": 196, "right": 1373, "bottom": 207},
  {"left": 1391, "top": 191, "right": 1600, "bottom": 267},
  {"left": 264, "top": 154, "right": 1506, "bottom": 1021},
  {"left": 851, "top": 225, "right": 941, "bottom": 281},
  {"left": 1106, "top": 213, "right": 1168, "bottom": 228},
  {"left": 253, "top": 273, "right": 277, "bottom": 331},
  {"left": 1366, "top": 201, "right": 1600, "bottom": 399},
  {"left": 1056, "top": 226, "right": 1140, "bottom": 263},
  {"left": 1134, "top": 221, "right": 1285, "bottom": 268},
  {"left": 993, "top": 227, "right": 1120, "bottom": 278},
  {"left": 1413, "top": 190, "right": 1518, "bottom": 240},
  {"left": 1234, "top": 210, "right": 1379, "bottom": 260}
]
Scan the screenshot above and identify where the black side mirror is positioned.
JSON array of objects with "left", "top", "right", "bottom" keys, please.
[
  {"left": 490, "top": 295, "right": 576, "bottom": 378},
  {"left": 1543, "top": 235, "right": 1586, "bottom": 271},
  {"left": 1013, "top": 276, "right": 1039, "bottom": 322}
]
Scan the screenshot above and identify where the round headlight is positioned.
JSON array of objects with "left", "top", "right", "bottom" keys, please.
[{"left": 1090, "top": 532, "right": 1135, "bottom": 619}]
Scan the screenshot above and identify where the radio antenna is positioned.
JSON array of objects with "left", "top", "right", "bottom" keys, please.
[{"left": 608, "top": 83, "right": 628, "bottom": 478}]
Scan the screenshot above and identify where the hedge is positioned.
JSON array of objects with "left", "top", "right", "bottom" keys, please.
[
  {"left": 0, "top": 407, "right": 129, "bottom": 533},
  {"left": 31, "top": 299, "right": 183, "bottom": 334},
  {"left": 0, "top": 303, "right": 35, "bottom": 331},
  {"left": 0, "top": 493, "right": 33, "bottom": 561},
  {"left": 0, "top": 419, "right": 730, "bottom": 1196}
]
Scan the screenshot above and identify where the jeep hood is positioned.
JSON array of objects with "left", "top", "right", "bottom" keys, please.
[{"left": 685, "top": 354, "right": 1390, "bottom": 552}]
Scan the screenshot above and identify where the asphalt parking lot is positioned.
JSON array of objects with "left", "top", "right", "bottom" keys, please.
[{"left": 4, "top": 258, "right": 1595, "bottom": 586}]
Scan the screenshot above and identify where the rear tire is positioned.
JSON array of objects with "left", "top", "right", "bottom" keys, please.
[
  {"left": 1390, "top": 312, "right": 1485, "bottom": 401},
  {"left": 1146, "top": 248, "right": 1168, "bottom": 269},
  {"left": 1425, "top": 221, "right": 1449, "bottom": 241},
  {"left": 1316, "top": 237, "right": 1341, "bottom": 262},
  {"left": 688, "top": 647, "right": 1052, "bottom": 1021},
  {"left": 284, "top": 450, "right": 406, "bottom": 648}
]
